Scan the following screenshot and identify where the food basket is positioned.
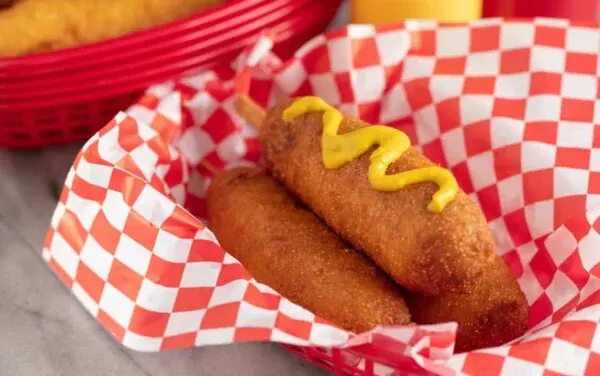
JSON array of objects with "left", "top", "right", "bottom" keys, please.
[
  {"left": 0, "top": 0, "right": 342, "bottom": 149},
  {"left": 43, "top": 18, "right": 600, "bottom": 375}
]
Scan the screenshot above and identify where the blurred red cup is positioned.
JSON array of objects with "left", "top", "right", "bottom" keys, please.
[{"left": 483, "top": 0, "right": 598, "bottom": 22}]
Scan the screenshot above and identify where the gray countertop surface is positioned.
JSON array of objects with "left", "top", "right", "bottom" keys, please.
[{"left": 0, "top": 144, "right": 328, "bottom": 376}]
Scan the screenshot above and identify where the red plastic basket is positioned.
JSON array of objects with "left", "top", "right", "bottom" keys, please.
[
  {"left": 0, "top": 0, "right": 322, "bottom": 93},
  {"left": 282, "top": 345, "right": 434, "bottom": 376},
  {"left": 0, "top": 0, "right": 341, "bottom": 148}
]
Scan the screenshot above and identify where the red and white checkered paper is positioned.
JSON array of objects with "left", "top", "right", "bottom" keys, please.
[{"left": 44, "top": 18, "right": 600, "bottom": 375}]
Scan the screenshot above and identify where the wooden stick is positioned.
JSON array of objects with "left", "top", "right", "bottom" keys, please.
[
  {"left": 234, "top": 94, "right": 266, "bottom": 129},
  {"left": 201, "top": 95, "right": 265, "bottom": 176},
  {"left": 201, "top": 160, "right": 221, "bottom": 175}
]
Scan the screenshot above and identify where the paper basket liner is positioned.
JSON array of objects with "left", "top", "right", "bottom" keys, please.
[{"left": 43, "top": 18, "right": 600, "bottom": 375}]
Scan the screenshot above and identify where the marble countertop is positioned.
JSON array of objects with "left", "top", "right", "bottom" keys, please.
[{"left": 0, "top": 144, "right": 328, "bottom": 376}]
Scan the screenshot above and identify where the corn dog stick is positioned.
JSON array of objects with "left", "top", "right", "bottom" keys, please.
[
  {"left": 200, "top": 160, "right": 221, "bottom": 175},
  {"left": 196, "top": 95, "right": 264, "bottom": 176},
  {"left": 234, "top": 94, "right": 265, "bottom": 129},
  {"left": 193, "top": 94, "right": 264, "bottom": 175}
]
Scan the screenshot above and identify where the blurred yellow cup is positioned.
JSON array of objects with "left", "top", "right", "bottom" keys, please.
[{"left": 351, "top": 0, "right": 483, "bottom": 24}]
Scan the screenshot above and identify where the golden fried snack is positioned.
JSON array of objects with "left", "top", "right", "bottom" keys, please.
[
  {"left": 0, "top": 0, "right": 17, "bottom": 10},
  {"left": 258, "top": 97, "right": 496, "bottom": 296},
  {"left": 0, "top": 0, "right": 223, "bottom": 57},
  {"left": 206, "top": 167, "right": 411, "bottom": 333},
  {"left": 405, "top": 256, "right": 528, "bottom": 352}
]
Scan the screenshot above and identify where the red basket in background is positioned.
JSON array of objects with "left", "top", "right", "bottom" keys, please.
[
  {"left": 482, "top": 0, "right": 598, "bottom": 21},
  {"left": 0, "top": 0, "right": 342, "bottom": 149}
]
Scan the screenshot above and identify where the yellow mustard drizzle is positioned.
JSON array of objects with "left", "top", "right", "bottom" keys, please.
[{"left": 282, "top": 96, "right": 458, "bottom": 212}]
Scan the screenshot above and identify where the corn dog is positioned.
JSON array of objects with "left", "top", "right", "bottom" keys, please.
[
  {"left": 206, "top": 167, "right": 411, "bottom": 333},
  {"left": 405, "top": 256, "right": 528, "bottom": 352},
  {"left": 0, "top": 0, "right": 224, "bottom": 57},
  {"left": 257, "top": 96, "right": 496, "bottom": 296}
]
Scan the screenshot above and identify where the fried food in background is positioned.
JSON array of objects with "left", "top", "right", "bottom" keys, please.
[
  {"left": 206, "top": 167, "right": 411, "bottom": 333},
  {"left": 259, "top": 99, "right": 497, "bottom": 296},
  {"left": 0, "top": 0, "right": 224, "bottom": 57},
  {"left": 0, "top": 0, "right": 17, "bottom": 10},
  {"left": 405, "top": 256, "right": 529, "bottom": 353}
]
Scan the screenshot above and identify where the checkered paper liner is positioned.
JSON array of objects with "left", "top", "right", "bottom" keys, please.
[{"left": 43, "top": 18, "right": 600, "bottom": 375}]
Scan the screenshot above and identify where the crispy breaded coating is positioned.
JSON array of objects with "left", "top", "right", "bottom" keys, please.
[
  {"left": 0, "top": 0, "right": 223, "bottom": 57},
  {"left": 405, "top": 256, "right": 528, "bottom": 352},
  {"left": 259, "top": 99, "right": 496, "bottom": 296},
  {"left": 0, "top": 0, "right": 17, "bottom": 10},
  {"left": 206, "top": 167, "right": 411, "bottom": 333}
]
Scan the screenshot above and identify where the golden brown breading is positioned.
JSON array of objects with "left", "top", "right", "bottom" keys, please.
[
  {"left": 259, "top": 99, "right": 496, "bottom": 296},
  {"left": 405, "top": 256, "right": 528, "bottom": 352},
  {"left": 0, "top": 0, "right": 17, "bottom": 10},
  {"left": 0, "top": 0, "right": 223, "bottom": 57},
  {"left": 206, "top": 167, "right": 411, "bottom": 333}
]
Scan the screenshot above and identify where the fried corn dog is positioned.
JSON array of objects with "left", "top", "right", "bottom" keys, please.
[
  {"left": 206, "top": 167, "right": 411, "bottom": 333},
  {"left": 405, "top": 256, "right": 528, "bottom": 352},
  {"left": 259, "top": 97, "right": 496, "bottom": 295},
  {"left": 0, "top": 0, "right": 223, "bottom": 57}
]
